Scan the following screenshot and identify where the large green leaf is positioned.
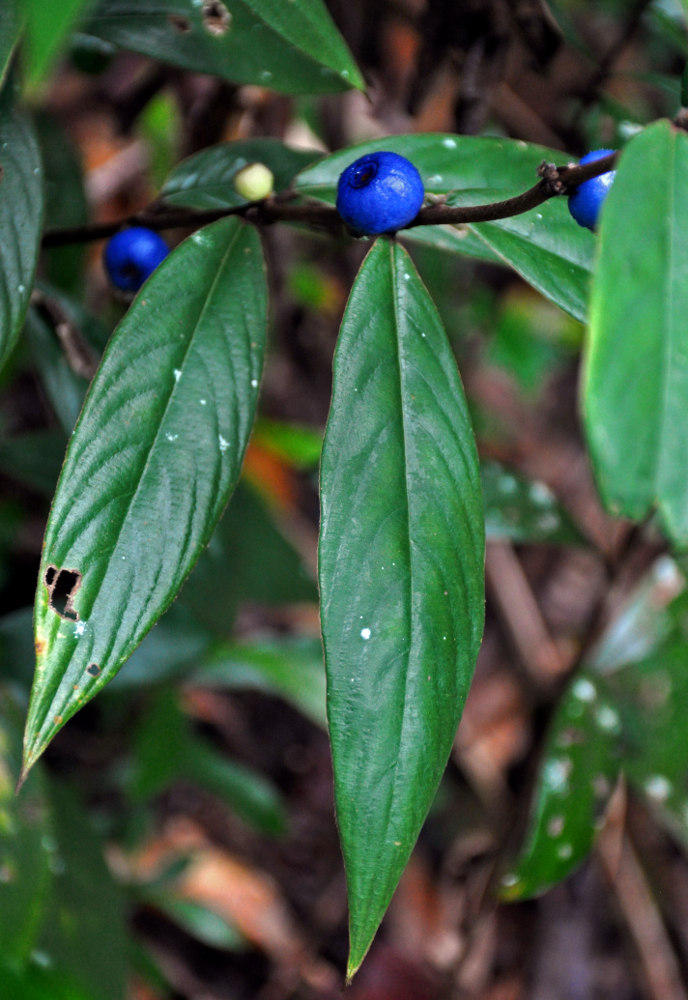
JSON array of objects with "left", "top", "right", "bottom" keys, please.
[
  {"left": 23, "top": 218, "right": 267, "bottom": 774},
  {"left": 319, "top": 239, "right": 484, "bottom": 978},
  {"left": 162, "top": 138, "right": 321, "bottom": 210},
  {"left": 0, "top": 0, "right": 21, "bottom": 89},
  {"left": 0, "top": 76, "right": 44, "bottom": 372},
  {"left": 86, "top": 0, "right": 363, "bottom": 94},
  {"left": 584, "top": 120, "right": 688, "bottom": 545},
  {"left": 295, "top": 134, "right": 595, "bottom": 320}
]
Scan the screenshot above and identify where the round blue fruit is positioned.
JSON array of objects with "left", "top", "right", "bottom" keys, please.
[
  {"left": 104, "top": 227, "right": 169, "bottom": 292},
  {"left": 567, "top": 149, "right": 616, "bottom": 231},
  {"left": 336, "top": 151, "right": 425, "bottom": 235}
]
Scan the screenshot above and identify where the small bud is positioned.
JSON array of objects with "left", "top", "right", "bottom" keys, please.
[{"left": 233, "top": 162, "right": 275, "bottom": 202}]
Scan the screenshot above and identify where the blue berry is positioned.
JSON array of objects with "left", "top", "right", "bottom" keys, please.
[
  {"left": 336, "top": 151, "right": 425, "bottom": 235},
  {"left": 104, "top": 227, "right": 169, "bottom": 292},
  {"left": 567, "top": 149, "right": 616, "bottom": 231}
]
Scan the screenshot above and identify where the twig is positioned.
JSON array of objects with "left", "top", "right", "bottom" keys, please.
[
  {"left": 30, "top": 289, "right": 98, "bottom": 380},
  {"left": 597, "top": 821, "right": 688, "bottom": 1000},
  {"left": 40, "top": 153, "right": 619, "bottom": 248},
  {"left": 485, "top": 540, "right": 568, "bottom": 685}
]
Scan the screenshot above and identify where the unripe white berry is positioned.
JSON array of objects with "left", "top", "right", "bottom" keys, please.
[{"left": 233, "top": 162, "right": 275, "bottom": 201}]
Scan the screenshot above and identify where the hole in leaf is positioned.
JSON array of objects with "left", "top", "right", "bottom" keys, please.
[
  {"left": 168, "top": 14, "right": 191, "bottom": 33},
  {"left": 87, "top": 664, "right": 101, "bottom": 677},
  {"left": 44, "top": 566, "right": 82, "bottom": 621},
  {"left": 202, "top": 0, "right": 231, "bottom": 36}
]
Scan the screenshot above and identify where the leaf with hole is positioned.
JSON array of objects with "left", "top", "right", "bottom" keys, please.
[
  {"left": 23, "top": 217, "right": 267, "bottom": 776},
  {"left": 319, "top": 238, "right": 484, "bottom": 978},
  {"left": 85, "top": 0, "right": 363, "bottom": 94}
]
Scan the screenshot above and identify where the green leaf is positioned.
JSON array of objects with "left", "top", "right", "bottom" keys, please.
[
  {"left": 24, "top": 217, "right": 267, "bottom": 774},
  {"left": 86, "top": 0, "right": 363, "bottom": 94},
  {"left": 0, "top": 0, "right": 21, "bottom": 90},
  {"left": 583, "top": 120, "right": 688, "bottom": 545},
  {"left": 162, "top": 137, "right": 321, "bottom": 210},
  {"left": 295, "top": 134, "right": 595, "bottom": 320},
  {"left": 147, "top": 897, "right": 244, "bottom": 950},
  {"left": 0, "top": 959, "right": 94, "bottom": 1000},
  {"left": 0, "top": 76, "right": 44, "bottom": 372},
  {"left": 22, "top": 0, "right": 96, "bottom": 89},
  {"left": 502, "top": 557, "right": 687, "bottom": 899},
  {"left": 252, "top": 417, "right": 322, "bottom": 469},
  {"left": 193, "top": 634, "right": 327, "bottom": 727},
  {"left": 499, "top": 669, "right": 620, "bottom": 899},
  {"left": 319, "top": 239, "right": 484, "bottom": 978},
  {"left": 0, "top": 693, "right": 53, "bottom": 963},
  {"left": 37, "top": 781, "right": 127, "bottom": 1000},
  {"left": 481, "top": 461, "right": 583, "bottom": 544}
]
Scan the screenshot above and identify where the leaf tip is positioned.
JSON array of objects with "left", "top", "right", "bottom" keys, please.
[
  {"left": 15, "top": 762, "right": 30, "bottom": 794},
  {"left": 345, "top": 938, "right": 372, "bottom": 985}
]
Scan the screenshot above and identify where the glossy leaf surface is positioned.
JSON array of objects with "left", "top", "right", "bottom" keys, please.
[
  {"left": 319, "top": 239, "right": 484, "bottom": 978},
  {"left": 162, "top": 138, "right": 321, "bottom": 209},
  {"left": 295, "top": 134, "right": 594, "bottom": 320},
  {"left": 584, "top": 121, "right": 688, "bottom": 544},
  {"left": 86, "top": 0, "right": 363, "bottom": 94},
  {"left": 0, "top": 76, "right": 44, "bottom": 372},
  {"left": 24, "top": 218, "right": 267, "bottom": 773}
]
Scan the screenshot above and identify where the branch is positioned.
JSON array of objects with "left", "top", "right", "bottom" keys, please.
[{"left": 40, "top": 152, "right": 619, "bottom": 249}]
